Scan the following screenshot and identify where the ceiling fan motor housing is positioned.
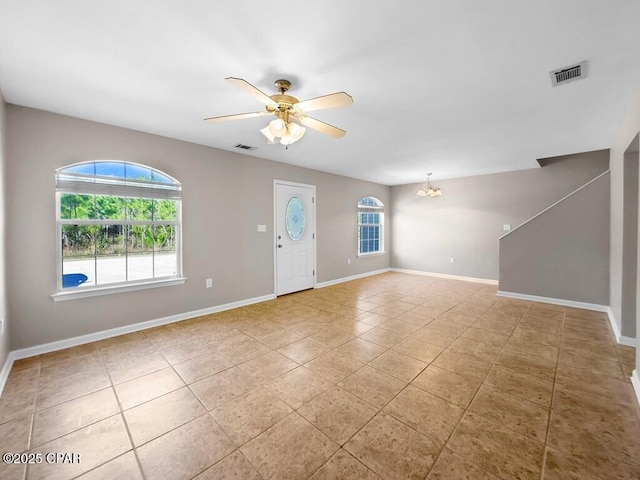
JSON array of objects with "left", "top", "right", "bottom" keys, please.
[
  {"left": 268, "top": 94, "right": 298, "bottom": 109},
  {"left": 267, "top": 88, "right": 300, "bottom": 122},
  {"left": 274, "top": 79, "right": 291, "bottom": 93}
]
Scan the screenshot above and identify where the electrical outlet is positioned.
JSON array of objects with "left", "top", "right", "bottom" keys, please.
[
  {"left": 449, "top": 257, "right": 455, "bottom": 264},
  {"left": 206, "top": 278, "right": 213, "bottom": 288},
  {"left": 503, "top": 224, "right": 511, "bottom": 231},
  {"left": 347, "top": 258, "right": 351, "bottom": 265}
]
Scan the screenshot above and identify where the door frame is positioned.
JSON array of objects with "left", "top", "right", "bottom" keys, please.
[{"left": 273, "top": 179, "right": 317, "bottom": 296}]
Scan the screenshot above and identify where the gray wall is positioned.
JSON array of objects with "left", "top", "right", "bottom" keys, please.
[
  {"left": 499, "top": 172, "right": 610, "bottom": 304},
  {"left": 6, "top": 105, "right": 390, "bottom": 350},
  {"left": 390, "top": 151, "right": 610, "bottom": 281},
  {"left": 609, "top": 86, "right": 640, "bottom": 371},
  {"left": 0, "top": 92, "right": 8, "bottom": 368},
  {"left": 622, "top": 147, "right": 639, "bottom": 338}
]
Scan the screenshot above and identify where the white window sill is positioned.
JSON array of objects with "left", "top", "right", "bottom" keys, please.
[
  {"left": 357, "top": 251, "right": 386, "bottom": 258},
  {"left": 51, "top": 277, "right": 187, "bottom": 302}
]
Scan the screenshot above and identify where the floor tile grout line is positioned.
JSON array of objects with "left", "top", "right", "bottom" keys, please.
[
  {"left": 27, "top": 389, "right": 121, "bottom": 449},
  {"left": 427, "top": 302, "right": 534, "bottom": 480},
  {"left": 539, "top": 306, "right": 566, "bottom": 480},
  {"left": 23, "top": 409, "right": 36, "bottom": 480},
  {"left": 26, "top": 353, "right": 115, "bottom": 463},
  {"left": 103, "top": 356, "right": 148, "bottom": 480}
]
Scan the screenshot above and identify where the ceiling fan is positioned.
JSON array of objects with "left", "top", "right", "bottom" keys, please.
[{"left": 204, "top": 77, "right": 353, "bottom": 147}]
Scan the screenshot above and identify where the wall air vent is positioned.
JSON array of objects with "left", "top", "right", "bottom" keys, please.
[
  {"left": 550, "top": 61, "right": 587, "bottom": 87},
  {"left": 234, "top": 144, "right": 257, "bottom": 151}
]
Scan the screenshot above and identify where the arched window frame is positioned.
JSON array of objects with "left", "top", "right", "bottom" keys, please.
[
  {"left": 52, "top": 160, "right": 185, "bottom": 301},
  {"left": 357, "top": 196, "right": 384, "bottom": 256}
]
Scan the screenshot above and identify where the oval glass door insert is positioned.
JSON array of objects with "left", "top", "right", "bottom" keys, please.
[{"left": 285, "top": 197, "right": 305, "bottom": 241}]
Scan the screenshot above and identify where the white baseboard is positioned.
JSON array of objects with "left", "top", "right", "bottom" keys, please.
[
  {"left": 0, "top": 292, "right": 276, "bottom": 395},
  {"left": 619, "top": 337, "right": 637, "bottom": 347},
  {"left": 605, "top": 307, "right": 637, "bottom": 347},
  {"left": 390, "top": 268, "right": 498, "bottom": 285},
  {"left": 316, "top": 268, "right": 391, "bottom": 288},
  {"left": 496, "top": 290, "right": 609, "bottom": 312},
  {"left": 0, "top": 352, "right": 14, "bottom": 398},
  {"left": 497, "top": 291, "right": 637, "bottom": 347},
  {"left": 631, "top": 370, "right": 640, "bottom": 406}
]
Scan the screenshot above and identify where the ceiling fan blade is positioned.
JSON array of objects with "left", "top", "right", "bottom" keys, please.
[
  {"left": 226, "top": 77, "right": 278, "bottom": 108},
  {"left": 204, "top": 112, "right": 269, "bottom": 123},
  {"left": 295, "top": 115, "right": 346, "bottom": 138},
  {"left": 295, "top": 92, "right": 353, "bottom": 112}
]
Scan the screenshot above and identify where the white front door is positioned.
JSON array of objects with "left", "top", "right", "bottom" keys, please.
[{"left": 275, "top": 181, "right": 315, "bottom": 296}]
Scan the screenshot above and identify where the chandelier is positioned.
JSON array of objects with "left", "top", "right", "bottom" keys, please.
[{"left": 416, "top": 173, "right": 442, "bottom": 197}]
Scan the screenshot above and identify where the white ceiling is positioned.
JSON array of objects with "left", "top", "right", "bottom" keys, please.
[{"left": 1, "top": 1, "right": 639, "bottom": 186}]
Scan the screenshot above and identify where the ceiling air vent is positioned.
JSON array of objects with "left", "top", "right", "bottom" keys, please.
[
  {"left": 550, "top": 61, "right": 587, "bottom": 87},
  {"left": 234, "top": 144, "right": 257, "bottom": 151}
]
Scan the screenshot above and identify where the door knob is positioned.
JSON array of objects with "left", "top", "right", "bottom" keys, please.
[{"left": 277, "top": 244, "right": 283, "bottom": 248}]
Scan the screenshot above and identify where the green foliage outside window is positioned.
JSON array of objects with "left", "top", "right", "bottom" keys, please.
[{"left": 60, "top": 194, "right": 178, "bottom": 257}]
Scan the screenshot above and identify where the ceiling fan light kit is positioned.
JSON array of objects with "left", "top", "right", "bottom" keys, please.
[
  {"left": 205, "top": 77, "right": 352, "bottom": 148},
  {"left": 261, "top": 118, "right": 306, "bottom": 145}
]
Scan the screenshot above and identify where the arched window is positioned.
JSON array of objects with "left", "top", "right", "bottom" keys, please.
[
  {"left": 55, "top": 161, "right": 182, "bottom": 296},
  {"left": 358, "top": 196, "right": 384, "bottom": 255}
]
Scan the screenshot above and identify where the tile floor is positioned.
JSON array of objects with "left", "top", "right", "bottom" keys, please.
[{"left": 1, "top": 272, "right": 639, "bottom": 479}]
